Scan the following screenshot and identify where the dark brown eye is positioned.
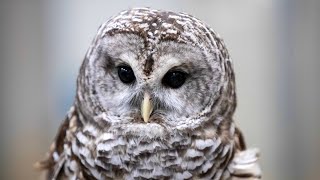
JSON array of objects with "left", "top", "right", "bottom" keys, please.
[
  {"left": 162, "top": 71, "right": 188, "bottom": 89},
  {"left": 118, "top": 65, "right": 135, "bottom": 84}
]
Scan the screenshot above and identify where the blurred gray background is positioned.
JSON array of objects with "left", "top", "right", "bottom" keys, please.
[{"left": 0, "top": 0, "right": 319, "bottom": 179}]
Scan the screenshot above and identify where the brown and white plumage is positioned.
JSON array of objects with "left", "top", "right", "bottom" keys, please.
[{"left": 36, "top": 8, "right": 261, "bottom": 179}]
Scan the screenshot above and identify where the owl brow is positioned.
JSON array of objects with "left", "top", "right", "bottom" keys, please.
[
  {"left": 168, "top": 63, "right": 192, "bottom": 74},
  {"left": 110, "top": 57, "right": 130, "bottom": 67},
  {"left": 96, "top": 54, "right": 115, "bottom": 73}
]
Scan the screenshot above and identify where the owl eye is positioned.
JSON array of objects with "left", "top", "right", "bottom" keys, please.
[
  {"left": 162, "top": 70, "right": 188, "bottom": 89},
  {"left": 117, "top": 65, "right": 136, "bottom": 84}
]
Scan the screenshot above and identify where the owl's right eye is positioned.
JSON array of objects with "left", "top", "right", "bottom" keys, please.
[{"left": 117, "top": 65, "right": 136, "bottom": 84}]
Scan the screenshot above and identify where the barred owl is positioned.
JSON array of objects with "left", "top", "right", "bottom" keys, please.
[{"left": 36, "top": 8, "right": 261, "bottom": 179}]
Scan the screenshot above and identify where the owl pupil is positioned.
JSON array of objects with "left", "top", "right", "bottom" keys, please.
[
  {"left": 118, "top": 66, "right": 135, "bottom": 84},
  {"left": 162, "top": 71, "right": 187, "bottom": 89}
]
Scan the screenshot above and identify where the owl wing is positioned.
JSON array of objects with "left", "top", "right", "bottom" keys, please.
[
  {"left": 229, "top": 128, "right": 262, "bottom": 179},
  {"left": 35, "top": 106, "right": 84, "bottom": 180}
]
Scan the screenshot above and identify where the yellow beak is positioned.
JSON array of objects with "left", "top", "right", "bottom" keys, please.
[{"left": 141, "top": 92, "right": 153, "bottom": 123}]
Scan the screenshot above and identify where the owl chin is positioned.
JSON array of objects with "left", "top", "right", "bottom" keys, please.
[{"left": 115, "top": 123, "right": 169, "bottom": 140}]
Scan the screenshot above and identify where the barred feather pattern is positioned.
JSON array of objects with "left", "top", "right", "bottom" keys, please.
[
  {"left": 38, "top": 105, "right": 261, "bottom": 180},
  {"left": 41, "top": 106, "right": 243, "bottom": 179}
]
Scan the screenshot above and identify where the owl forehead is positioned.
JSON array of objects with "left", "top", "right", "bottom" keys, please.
[
  {"left": 100, "top": 34, "right": 207, "bottom": 77},
  {"left": 98, "top": 8, "right": 216, "bottom": 56}
]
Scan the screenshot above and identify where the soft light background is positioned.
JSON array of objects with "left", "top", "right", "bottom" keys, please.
[{"left": 0, "top": 0, "right": 319, "bottom": 179}]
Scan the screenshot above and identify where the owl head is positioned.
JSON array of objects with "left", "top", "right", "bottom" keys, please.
[{"left": 75, "top": 8, "right": 236, "bottom": 138}]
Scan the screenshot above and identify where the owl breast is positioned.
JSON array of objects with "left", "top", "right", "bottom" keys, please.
[{"left": 68, "top": 122, "right": 234, "bottom": 180}]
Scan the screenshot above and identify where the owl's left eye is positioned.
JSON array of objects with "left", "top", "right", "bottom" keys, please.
[
  {"left": 162, "top": 70, "right": 188, "bottom": 89},
  {"left": 117, "top": 65, "right": 136, "bottom": 84}
]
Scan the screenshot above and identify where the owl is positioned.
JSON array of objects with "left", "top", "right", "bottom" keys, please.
[{"left": 36, "top": 8, "right": 261, "bottom": 180}]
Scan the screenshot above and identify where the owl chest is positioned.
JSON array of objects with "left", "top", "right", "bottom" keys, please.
[{"left": 70, "top": 131, "right": 232, "bottom": 179}]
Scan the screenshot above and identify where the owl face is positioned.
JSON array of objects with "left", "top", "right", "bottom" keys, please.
[{"left": 76, "top": 8, "right": 234, "bottom": 137}]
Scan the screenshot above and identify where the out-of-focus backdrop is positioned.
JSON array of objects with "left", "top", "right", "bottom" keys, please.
[{"left": 0, "top": 0, "right": 319, "bottom": 179}]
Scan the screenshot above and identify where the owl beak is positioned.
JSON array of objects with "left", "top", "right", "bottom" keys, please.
[{"left": 141, "top": 92, "right": 153, "bottom": 123}]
